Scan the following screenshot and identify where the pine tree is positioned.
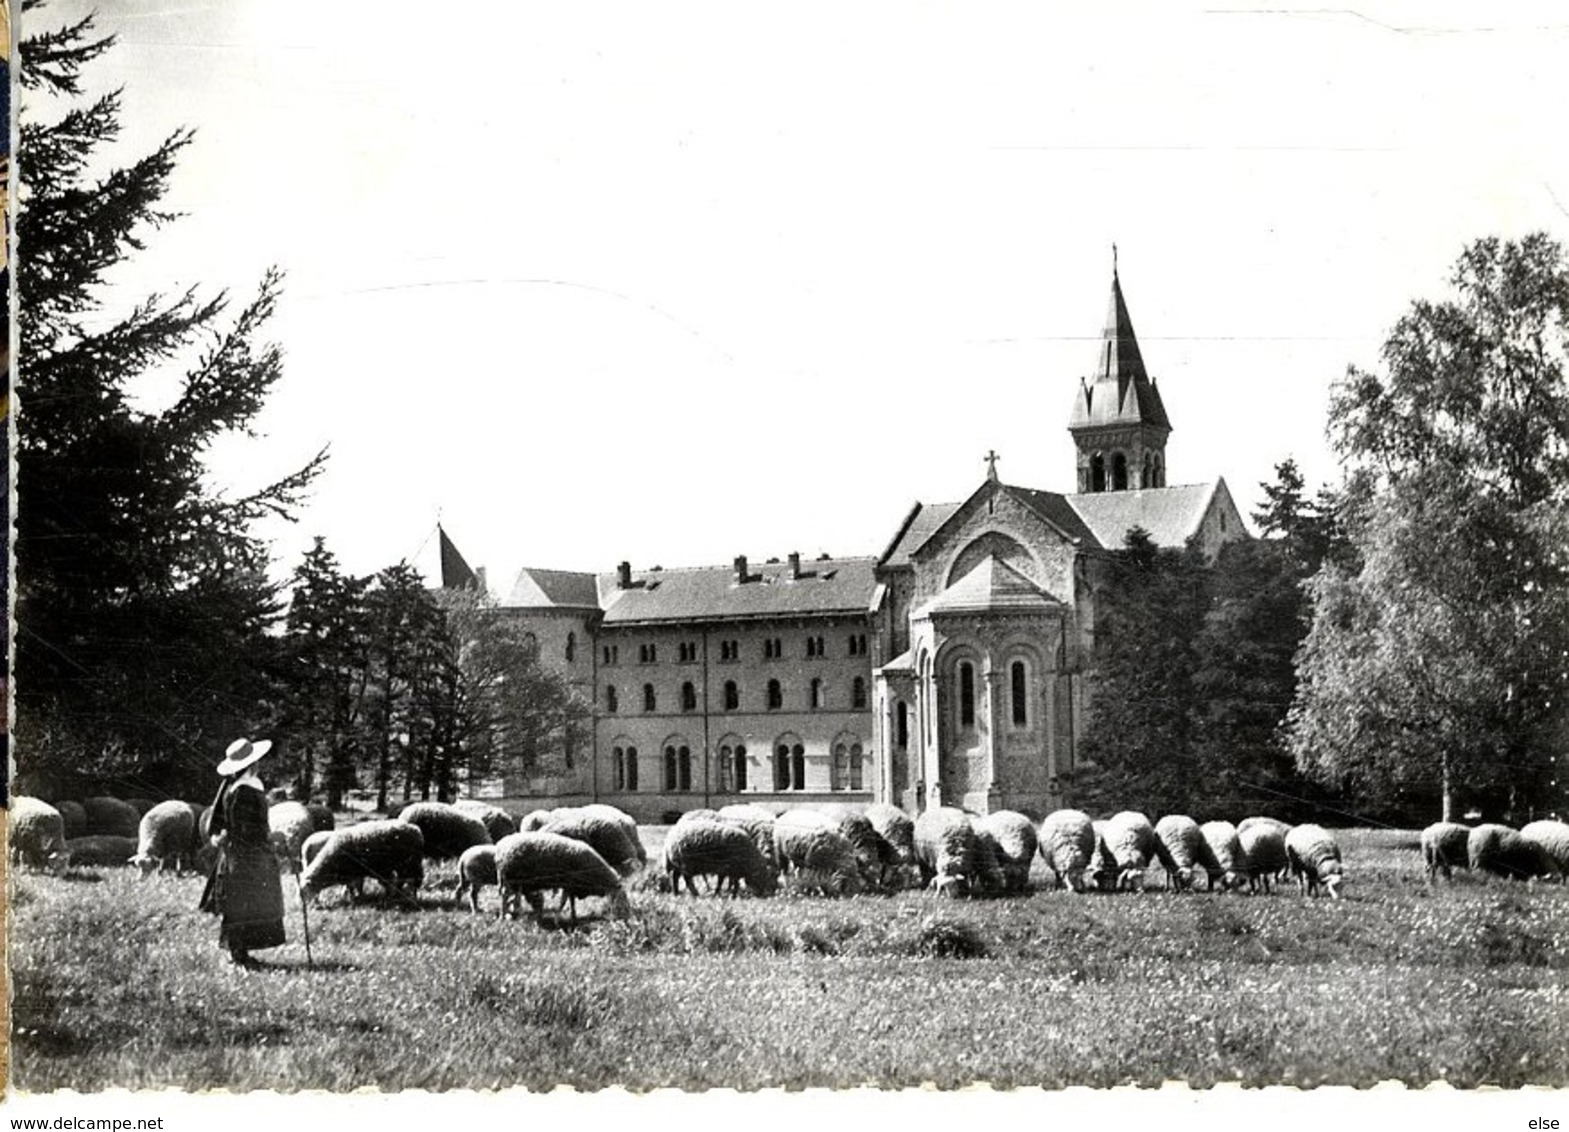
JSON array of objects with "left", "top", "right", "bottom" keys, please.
[{"left": 16, "top": 5, "right": 325, "bottom": 796}]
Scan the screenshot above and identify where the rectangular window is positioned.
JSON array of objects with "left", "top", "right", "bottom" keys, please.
[
  {"left": 603, "top": 645, "right": 618, "bottom": 666},
  {"left": 639, "top": 643, "right": 657, "bottom": 664},
  {"left": 720, "top": 640, "right": 739, "bottom": 662}
]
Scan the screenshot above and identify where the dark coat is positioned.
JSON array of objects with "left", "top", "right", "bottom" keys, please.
[{"left": 199, "top": 773, "right": 286, "bottom": 951}]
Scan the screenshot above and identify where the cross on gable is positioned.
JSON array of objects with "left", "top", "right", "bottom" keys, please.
[{"left": 985, "top": 449, "right": 1001, "bottom": 481}]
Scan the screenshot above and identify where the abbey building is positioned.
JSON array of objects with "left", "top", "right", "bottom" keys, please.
[{"left": 472, "top": 267, "right": 1248, "bottom": 820}]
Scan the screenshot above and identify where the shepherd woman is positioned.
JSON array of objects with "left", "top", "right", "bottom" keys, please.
[{"left": 199, "top": 738, "right": 286, "bottom": 967}]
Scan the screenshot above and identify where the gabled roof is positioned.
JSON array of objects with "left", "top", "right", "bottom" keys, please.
[
  {"left": 919, "top": 555, "right": 1062, "bottom": 616},
  {"left": 506, "top": 567, "right": 602, "bottom": 610},
  {"left": 1064, "top": 482, "right": 1218, "bottom": 549},
  {"left": 1004, "top": 485, "right": 1101, "bottom": 546},
  {"left": 878, "top": 501, "right": 962, "bottom": 567},
  {"left": 598, "top": 557, "right": 879, "bottom": 625},
  {"left": 1069, "top": 269, "right": 1172, "bottom": 434}
]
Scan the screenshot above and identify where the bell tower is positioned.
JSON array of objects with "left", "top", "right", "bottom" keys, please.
[{"left": 1068, "top": 255, "right": 1172, "bottom": 493}]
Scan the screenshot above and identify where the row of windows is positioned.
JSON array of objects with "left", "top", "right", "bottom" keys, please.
[
  {"left": 955, "top": 660, "right": 1033, "bottom": 730},
  {"left": 606, "top": 741, "right": 865, "bottom": 793},
  {"left": 601, "top": 634, "right": 871, "bottom": 666},
  {"left": 604, "top": 677, "right": 869, "bottom": 714},
  {"left": 1085, "top": 449, "right": 1165, "bottom": 493}
]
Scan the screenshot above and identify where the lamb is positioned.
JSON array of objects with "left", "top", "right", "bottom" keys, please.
[
  {"left": 1152, "top": 814, "right": 1210, "bottom": 892},
  {"left": 1237, "top": 821, "right": 1289, "bottom": 895},
  {"left": 132, "top": 799, "right": 198, "bottom": 874},
  {"left": 1037, "top": 809, "right": 1096, "bottom": 892},
  {"left": 662, "top": 818, "right": 779, "bottom": 897},
  {"left": 494, "top": 831, "right": 633, "bottom": 924},
  {"left": 774, "top": 809, "right": 864, "bottom": 895},
  {"left": 64, "top": 835, "right": 138, "bottom": 867},
  {"left": 452, "top": 799, "right": 517, "bottom": 842},
  {"left": 397, "top": 801, "right": 492, "bottom": 859},
  {"left": 1285, "top": 823, "right": 1345, "bottom": 898},
  {"left": 1519, "top": 820, "right": 1569, "bottom": 881},
  {"left": 10, "top": 797, "right": 71, "bottom": 871},
  {"left": 1419, "top": 821, "right": 1472, "bottom": 882},
  {"left": 913, "top": 806, "right": 984, "bottom": 898},
  {"left": 976, "top": 810, "right": 1038, "bottom": 894},
  {"left": 55, "top": 800, "right": 88, "bottom": 839},
  {"left": 82, "top": 796, "right": 140, "bottom": 839},
  {"left": 540, "top": 808, "right": 643, "bottom": 876},
  {"left": 1102, "top": 811, "right": 1157, "bottom": 891},
  {"left": 1468, "top": 823, "right": 1552, "bottom": 881},
  {"left": 268, "top": 801, "right": 317, "bottom": 872},
  {"left": 454, "top": 844, "right": 498, "bottom": 913},
  {"left": 300, "top": 820, "right": 425, "bottom": 904},
  {"left": 864, "top": 802, "right": 917, "bottom": 885},
  {"left": 1199, "top": 820, "right": 1248, "bottom": 892},
  {"left": 580, "top": 804, "right": 647, "bottom": 866}
]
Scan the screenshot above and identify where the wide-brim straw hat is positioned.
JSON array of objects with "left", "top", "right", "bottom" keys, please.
[{"left": 216, "top": 737, "right": 273, "bottom": 777}]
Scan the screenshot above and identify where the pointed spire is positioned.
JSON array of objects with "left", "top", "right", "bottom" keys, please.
[
  {"left": 1070, "top": 257, "right": 1171, "bottom": 433},
  {"left": 438, "top": 524, "right": 479, "bottom": 590}
]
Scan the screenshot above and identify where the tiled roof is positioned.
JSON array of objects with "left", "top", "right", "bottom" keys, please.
[
  {"left": 919, "top": 555, "right": 1062, "bottom": 616},
  {"left": 598, "top": 557, "right": 879, "bottom": 625},
  {"left": 1064, "top": 482, "right": 1217, "bottom": 549},
  {"left": 505, "top": 567, "right": 602, "bottom": 609},
  {"left": 1003, "top": 485, "right": 1101, "bottom": 546},
  {"left": 878, "top": 501, "right": 962, "bottom": 568}
]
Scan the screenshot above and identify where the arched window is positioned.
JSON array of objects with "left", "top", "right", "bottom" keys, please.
[
  {"left": 605, "top": 684, "right": 618, "bottom": 713},
  {"left": 1154, "top": 454, "right": 1164, "bottom": 487},
  {"left": 832, "top": 743, "right": 848, "bottom": 791},
  {"left": 849, "top": 743, "right": 864, "bottom": 790},
  {"left": 1091, "top": 453, "right": 1106, "bottom": 493},
  {"left": 896, "top": 701, "right": 909, "bottom": 749},
  {"left": 774, "top": 744, "right": 791, "bottom": 791},
  {"left": 852, "top": 676, "right": 867, "bottom": 710},
  {"left": 720, "top": 743, "right": 748, "bottom": 792},
  {"left": 614, "top": 745, "right": 639, "bottom": 792},
  {"left": 643, "top": 683, "right": 656, "bottom": 712},
  {"left": 724, "top": 680, "right": 739, "bottom": 711},
  {"left": 565, "top": 632, "right": 576, "bottom": 662},
  {"left": 1112, "top": 452, "right": 1128, "bottom": 491},
  {"left": 767, "top": 679, "right": 783, "bottom": 710},
  {"left": 733, "top": 744, "right": 747, "bottom": 791},
  {"left": 791, "top": 743, "right": 806, "bottom": 791},
  {"left": 1142, "top": 452, "right": 1154, "bottom": 489},
  {"left": 1011, "top": 660, "right": 1028, "bottom": 727},
  {"left": 664, "top": 744, "right": 692, "bottom": 792},
  {"left": 810, "top": 678, "right": 823, "bottom": 710},
  {"left": 959, "top": 662, "right": 975, "bottom": 728},
  {"left": 681, "top": 681, "right": 697, "bottom": 712}
]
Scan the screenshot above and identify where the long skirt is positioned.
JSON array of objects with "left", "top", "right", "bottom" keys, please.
[{"left": 207, "top": 841, "right": 287, "bottom": 951}]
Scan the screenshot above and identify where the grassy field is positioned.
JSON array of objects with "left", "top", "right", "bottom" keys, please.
[{"left": 9, "top": 827, "right": 1568, "bottom": 1091}]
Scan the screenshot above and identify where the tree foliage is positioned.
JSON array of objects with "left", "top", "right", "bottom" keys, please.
[{"left": 1288, "top": 233, "right": 1569, "bottom": 821}]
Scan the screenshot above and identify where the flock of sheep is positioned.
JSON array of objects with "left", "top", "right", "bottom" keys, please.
[{"left": 11, "top": 793, "right": 1569, "bottom": 927}]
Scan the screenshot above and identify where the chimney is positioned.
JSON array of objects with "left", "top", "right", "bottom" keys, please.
[
  {"left": 733, "top": 555, "right": 749, "bottom": 584},
  {"left": 788, "top": 551, "right": 802, "bottom": 579},
  {"left": 617, "top": 561, "right": 632, "bottom": 589}
]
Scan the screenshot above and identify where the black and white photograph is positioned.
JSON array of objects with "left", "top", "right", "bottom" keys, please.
[{"left": 6, "top": 0, "right": 1569, "bottom": 1122}]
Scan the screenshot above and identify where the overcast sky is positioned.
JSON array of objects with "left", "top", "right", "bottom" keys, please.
[{"left": 35, "top": 1, "right": 1569, "bottom": 592}]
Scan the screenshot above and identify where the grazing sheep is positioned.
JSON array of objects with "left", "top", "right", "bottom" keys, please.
[
  {"left": 580, "top": 804, "right": 647, "bottom": 866},
  {"left": 1037, "top": 809, "right": 1096, "bottom": 892},
  {"left": 1102, "top": 811, "right": 1157, "bottom": 892},
  {"left": 132, "top": 800, "right": 198, "bottom": 874},
  {"left": 1152, "top": 815, "right": 1209, "bottom": 892},
  {"left": 1199, "top": 820, "right": 1248, "bottom": 892},
  {"left": 10, "top": 797, "right": 71, "bottom": 871},
  {"left": 864, "top": 802, "right": 917, "bottom": 884},
  {"left": 540, "top": 809, "right": 642, "bottom": 876},
  {"left": 1285, "top": 823, "right": 1345, "bottom": 898},
  {"left": 775, "top": 809, "right": 864, "bottom": 896},
  {"left": 663, "top": 819, "right": 779, "bottom": 897},
  {"left": 454, "top": 844, "right": 498, "bottom": 913},
  {"left": 82, "top": 796, "right": 140, "bottom": 839},
  {"left": 301, "top": 820, "right": 425, "bottom": 904},
  {"left": 833, "top": 812, "right": 898, "bottom": 889},
  {"left": 675, "top": 808, "right": 723, "bottom": 826},
  {"left": 717, "top": 804, "right": 779, "bottom": 868},
  {"left": 913, "top": 806, "right": 983, "bottom": 898},
  {"left": 977, "top": 810, "right": 1038, "bottom": 894},
  {"left": 1468, "top": 823, "right": 1551, "bottom": 881},
  {"left": 1088, "top": 820, "right": 1119, "bottom": 891},
  {"left": 494, "top": 831, "right": 632, "bottom": 925},
  {"left": 1420, "top": 821, "right": 1472, "bottom": 882},
  {"left": 268, "top": 801, "right": 317, "bottom": 873},
  {"left": 1237, "top": 821, "right": 1289, "bottom": 895},
  {"left": 1519, "top": 820, "right": 1569, "bottom": 880},
  {"left": 301, "top": 829, "right": 333, "bottom": 871},
  {"left": 55, "top": 800, "right": 88, "bottom": 840},
  {"left": 517, "top": 809, "right": 554, "bottom": 833},
  {"left": 65, "top": 835, "right": 138, "bottom": 867},
  {"left": 452, "top": 800, "right": 517, "bottom": 843},
  {"left": 397, "top": 801, "right": 492, "bottom": 859}
]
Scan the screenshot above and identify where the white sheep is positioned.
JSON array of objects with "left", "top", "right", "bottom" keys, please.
[
  {"left": 455, "top": 844, "right": 498, "bottom": 913},
  {"left": 451, "top": 799, "right": 517, "bottom": 842},
  {"left": 82, "top": 796, "right": 140, "bottom": 839},
  {"left": 10, "top": 797, "right": 71, "bottom": 871},
  {"left": 1237, "top": 821, "right": 1288, "bottom": 895},
  {"left": 912, "top": 806, "right": 984, "bottom": 898},
  {"left": 268, "top": 801, "right": 317, "bottom": 873},
  {"left": 662, "top": 818, "right": 779, "bottom": 897},
  {"left": 1285, "top": 823, "right": 1345, "bottom": 898},
  {"left": 1037, "top": 809, "right": 1095, "bottom": 892},
  {"left": 863, "top": 802, "right": 917, "bottom": 885},
  {"left": 832, "top": 812, "right": 898, "bottom": 889},
  {"left": 494, "top": 831, "right": 632, "bottom": 925},
  {"left": 300, "top": 829, "right": 333, "bottom": 872},
  {"left": 540, "top": 808, "right": 643, "bottom": 875},
  {"left": 977, "top": 810, "right": 1038, "bottom": 894},
  {"left": 1468, "top": 823, "right": 1551, "bottom": 881},
  {"left": 397, "top": 801, "right": 492, "bottom": 859},
  {"left": 1199, "top": 820, "right": 1248, "bottom": 892},
  {"left": 132, "top": 800, "right": 198, "bottom": 874},
  {"left": 1102, "top": 811, "right": 1157, "bottom": 892},
  {"left": 774, "top": 809, "right": 864, "bottom": 896},
  {"left": 1519, "top": 820, "right": 1569, "bottom": 881},
  {"left": 301, "top": 820, "right": 425, "bottom": 905},
  {"left": 517, "top": 809, "right": 554, "bottom": 833},
  {"left": 1152, "top": 814, "right": 1209, "bottom": 892},
  {"left": 1419, "top": 821, "right": 1472, "bottom": 882},
  {"left": 579, "top": 804, "right": 647, "bottom": 866},
  {"left": 1237, "top": 816, "right": 1293, "bottom": 888},
  {"left": 717, "top": 803, "right": 779, "bottom": 868}
]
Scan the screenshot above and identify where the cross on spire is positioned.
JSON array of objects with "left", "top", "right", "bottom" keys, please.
[{"left": 985, "top": 449, "right": 1001, "bottom": 481}]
